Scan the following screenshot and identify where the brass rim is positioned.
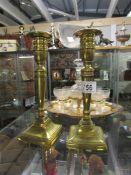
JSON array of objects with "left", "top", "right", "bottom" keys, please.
[
  {"left": 27, "top": 31, "right": 51, "bottom": 38},
  {"left": 74, "top": 28, "right": 102, "bottom": 37}
]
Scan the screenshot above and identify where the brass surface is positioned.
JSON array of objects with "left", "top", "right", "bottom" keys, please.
[
  {"left": 47, "top": 101, "right": 122, "bottom": 118},
  {"left": 19, "top": 32, "right": 62, "bottom": 149},
  {"left": 67, "top": 28, "right": 107, "bottom": 151},
  {"left": 67, "top": 124, "right": 107, "bottom": 151},
  {"left": 19, "top": 116, "right": 62, "bottom": 149}
]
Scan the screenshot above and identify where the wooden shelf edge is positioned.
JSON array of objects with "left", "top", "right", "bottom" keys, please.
[{"left": 96, "top": 45, "right": 131, "bottom": 50}]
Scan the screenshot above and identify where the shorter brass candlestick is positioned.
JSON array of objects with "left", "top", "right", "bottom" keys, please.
[
  {"left": 67, "top": 29, "right": 107, "bottom": 152},
  {"left": 18, "top": 32, "right": 62, "bottom": 150}
]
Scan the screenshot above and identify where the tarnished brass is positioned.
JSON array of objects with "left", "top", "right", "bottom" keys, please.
[
  {"left": 67, "top": 29, "right": 107, "bottom": 151},
  {"left": 18, "top": 32, "right": 62, "bottom": 149}
]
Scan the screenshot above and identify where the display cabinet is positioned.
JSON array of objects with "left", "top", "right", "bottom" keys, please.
[
  {"left": 96, "top": 46, "right": 131, "bottom": 111},
  {"left": 47, "top": 46, "right": 131, "bottom": 107},
  {"left": 0, "top": 51, "right": 35, "bottom": 128},
  {"left": 47, "top": 49, "right": 78, "bottom": 100},
  {"left": 94, "top": 49, "right": 113, "bottom": 89},
  {"left": 1, "top": 45, "right": 131, "bottom": 174},
  {"left": 47, "top": 48, "right": 113, "bottom": 101},
  {"left": 114, "top": 46, "right": 131, "bottom": 112}
]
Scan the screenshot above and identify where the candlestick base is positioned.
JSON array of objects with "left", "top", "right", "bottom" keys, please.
[
  {"left": 67, "top": 123, "right": 107, "bottom": 152},
  {"left": 18, "top": 116, "right": 62, "bottom": 150}
]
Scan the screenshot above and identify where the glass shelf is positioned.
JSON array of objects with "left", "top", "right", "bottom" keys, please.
[
  {"left": 0, "top": 104, "right": 131, "bottom": 174},
  {"left": 0, "top": 107, "right": 44, "bottom": 175}
]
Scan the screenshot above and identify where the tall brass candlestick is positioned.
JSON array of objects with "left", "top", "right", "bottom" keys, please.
[
  {"left": 67, "top": 29, "right": 107, "bottom": 151},
  {"left": 19, "top": 32, "right": 62, "bottom": 149}
]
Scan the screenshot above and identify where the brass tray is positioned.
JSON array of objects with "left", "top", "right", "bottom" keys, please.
[{"left": 47, "top": 101, "right": 123, "bottom": 119}]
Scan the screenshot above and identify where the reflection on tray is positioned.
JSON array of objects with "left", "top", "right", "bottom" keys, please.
[{"left": 47, "top": 100, "right": 122, "bottom": 118}]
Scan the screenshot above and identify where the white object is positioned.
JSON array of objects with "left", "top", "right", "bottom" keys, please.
[
  {"left": 58, "top": 24, "right": 82, "bottom": 48},
  {"left": 0, "top": 39, "right": 17, "bottom": 52},
  {"left": 81, "top": 81, "right": 96, "bottom": 93}
]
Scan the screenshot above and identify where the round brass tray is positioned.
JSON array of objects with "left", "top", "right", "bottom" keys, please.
[{"left": 47, "top": 101, "right": 123, "bottom": 119}]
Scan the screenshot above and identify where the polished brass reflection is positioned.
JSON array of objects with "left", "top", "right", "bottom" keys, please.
[
  {"left": 67, "top": 29, "right": 107, "bottom": 151},
  {"left": 19, "top": 32, "right": 62, "bottom": 149}
]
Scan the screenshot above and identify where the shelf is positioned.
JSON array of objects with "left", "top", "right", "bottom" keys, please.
[
  {"left": 94, "top": 78, "right": 109, "bottom": 81},
  {"left": 119, "top": 80, "right": 131, "bottom": 82},
  {"left": 0, "top": 80, "right": 17, "bottom": 82},
  {"left": 96, "top": 45, "right": 131, "bottom": 50},
  {"left": 52, "top": 79, "right": 75, "bottom": 83},
  {"left": 51, "top": 67, "right": 75, "bottom": 69},
  {"left": 0, "top": 50, "right": 33, "bottom": 55},
  {"left": 48, "top": 48, "right": 79, "bottom": 52},
  {"left": 48, "top": 45, "right": 131, "bottom": 52},
  {"left": 21, "top": 80, "right": 34, "bottom": 82}
]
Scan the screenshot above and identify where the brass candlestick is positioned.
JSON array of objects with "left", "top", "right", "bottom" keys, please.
[
  {"left": 67, "top": 29, "right": 107, "bottom": 151},
  {"left": 19, "top": 32, "right": 62, "bottom": 149}
]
